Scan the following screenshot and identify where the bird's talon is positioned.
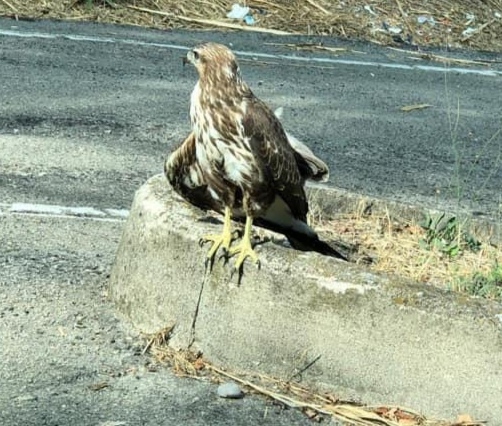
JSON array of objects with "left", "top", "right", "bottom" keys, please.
[
  {"left": 204, "top": 256, "right": 213, "bottom": 273},
  {"left": 232, "top": 229, "right": 243, "bottom": 239},
  {"left": 218, "top": 251, "right": 230, "bottom": 265}
]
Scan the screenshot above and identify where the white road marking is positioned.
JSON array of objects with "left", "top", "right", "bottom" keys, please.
[
  {"left": 0, "top": 202, "right": 129, "bottom": 222},
  {"left": 103, "top": 208, "right": 130, "bottom": 218},
  {"left": 0, "top": 28, "right": 500, "bottom": 77}
]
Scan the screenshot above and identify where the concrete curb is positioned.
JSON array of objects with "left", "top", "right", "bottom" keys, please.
[{"left": 109, "top": 174, "right": 502, "bottom": 423}]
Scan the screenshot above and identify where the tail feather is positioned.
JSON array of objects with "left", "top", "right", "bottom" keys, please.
[{"left": 253, "top": 218, "right": 348, "bottom": 261}]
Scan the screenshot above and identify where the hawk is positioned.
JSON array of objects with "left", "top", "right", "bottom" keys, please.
[
  {"left": 166, "top": 106, "right": 329, "bottom": 215},
  {"left": 168, "top": 42, "right": 347, "bottom": 272}
]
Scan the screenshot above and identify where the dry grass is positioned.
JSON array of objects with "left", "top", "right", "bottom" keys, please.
[
  {"left": 316, "top": 208, "right": 502, "bottom": 298},
  {"left": 1, "top": 0, "right": 502, "bottom": 52},
  {"left": 144, "top": 329, "right": 485, "bottom": 426}
]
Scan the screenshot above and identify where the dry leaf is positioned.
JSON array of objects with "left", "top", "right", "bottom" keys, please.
[
  {"left": 400, "top": 104, "right": 432, "bottom": 112},
  {"left": 88, "top": 381, "right": 109, "bottom": 391},
  {"left": 303, "top": 407, "right": 322, "bottom": 421},
  {"left": 455, "top": 413, "right": 475, "bottom": 424},
  {"left": 193, "top": 357, "right": 206, "bottom": 371}
]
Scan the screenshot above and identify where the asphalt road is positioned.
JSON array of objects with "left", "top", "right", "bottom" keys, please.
[
  {"left": 0, "top": 17, "right": 501, "bottom": 215},
  {"left": 1, "top": 16, "right": 502, "bottom": 426}
]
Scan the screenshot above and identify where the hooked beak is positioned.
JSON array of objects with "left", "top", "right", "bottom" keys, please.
[
  {"left": 183, "top": 50, "right": 197, "bottom": 67},
  {"left": 182, "top": 56, "right": 189, "bottom": 67}
]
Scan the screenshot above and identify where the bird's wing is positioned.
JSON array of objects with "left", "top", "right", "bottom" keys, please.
[
  {"left": 164, "top": 122, "right": 347, "bottom": 260},
  {"left": 273, "top": 107, "right": 329, "bottom": 182},
  {"left": 164, "top": 132, "right": 221, "bottom": 212},
  {"left": 290, "top": 134, "right": 329, "bottom": 182},
  {"left": 243, "top": 98, "right": 309, "bottom": 221}
]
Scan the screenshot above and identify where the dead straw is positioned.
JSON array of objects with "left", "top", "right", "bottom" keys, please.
[
  {"left": 304, "top": 0, "right": 331, "bottom": 16},
  {"left": 0, "top": 0, "right": 17, "bottom": 13},
  {"left": 1, "top": 1, "right": 502, "bottom": 51},
  {"left": 127, "top": 5, "right": 295, "bottom": 35},
  {"left": 461, "top": 18, "right": 498, "bottom": 42},
  {"left": 207, "top": 364, "right": 420, "bottom": 426},
  {"left": 147, "top": 337, "right": 485, "bottom": 426}
]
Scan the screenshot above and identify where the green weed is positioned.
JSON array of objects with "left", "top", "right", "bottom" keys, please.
[
  {"left": 452, "top": 263, "right": 502, "bottom": 299},
  {"left": 419, "top": 212, "right": 481, "bottom": 257}
]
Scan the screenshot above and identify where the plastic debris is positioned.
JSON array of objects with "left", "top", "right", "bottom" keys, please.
[
  {"left": 465, "top": 13, "right": 476, "bottom": 25},
  {"left": 226, "top": 3, "right": 255, "bottom": 25},
  {"left": 381, "top": 21, "right": 402, "bottom": 34},
  {"left": 461, "top": 27, "right": 476, "bottom": 37},
  {"left": 363, "top": 5, "right": 377, "bottom": 16},
  {"left": 244, "top": 15, "right": 255, "bottom": 25},
  {"left": 388, "top": 26, "right": 402, "bottom": 34},
  {"left": 227, "top": 4, "right": 250, "bottom": 20},
  {"left": 417, "top": 15, "right": 436, "bottom": 26}
]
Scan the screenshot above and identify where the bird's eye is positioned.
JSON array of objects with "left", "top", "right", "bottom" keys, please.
[{"left": 193, "top": 50, "right": 200, "bottom": 60}]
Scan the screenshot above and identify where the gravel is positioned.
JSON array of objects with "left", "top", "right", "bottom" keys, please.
[{"left": 0, "top": 213, "right": 321, "bottom": 426}]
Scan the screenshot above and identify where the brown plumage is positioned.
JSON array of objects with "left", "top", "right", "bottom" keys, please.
[
  {"left": 165, "top": 107, "right": 329, "bottom": 213},
  {"left": 168, "top": 42, "right": 347, "bottom": 271}
]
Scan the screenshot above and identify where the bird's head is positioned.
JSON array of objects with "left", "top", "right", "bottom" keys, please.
[{"left": 184, "top": 43, "right": 242, "bottom": 86}]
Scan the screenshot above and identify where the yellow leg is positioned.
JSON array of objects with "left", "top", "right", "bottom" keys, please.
[
  {"left": 199, "top": 206, "right": 233, "bottom": 266},
  {"left": 227, "top": 215, "right": 260, "bottom": 271}
]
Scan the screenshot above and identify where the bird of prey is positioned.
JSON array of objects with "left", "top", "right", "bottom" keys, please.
[
  {"left": 166, "top": 106, "right": 329, "bottom": 215},
  {"left": 169, "top": 42, "right": 347, "bottom": 273}
]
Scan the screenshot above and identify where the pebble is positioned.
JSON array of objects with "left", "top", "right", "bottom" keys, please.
[{"left": 217, "top": 382, "right": 244, "bottom": 399}]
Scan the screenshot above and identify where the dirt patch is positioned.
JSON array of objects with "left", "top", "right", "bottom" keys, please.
[{"left": 1, "top": 0, "right": 502, "bottom": 52}]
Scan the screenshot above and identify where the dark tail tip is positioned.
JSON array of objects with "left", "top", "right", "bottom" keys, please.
[{"left": 308, "top": 238, "right": 349, "bottom": 261}]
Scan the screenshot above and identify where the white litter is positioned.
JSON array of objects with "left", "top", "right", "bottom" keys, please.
[
  {"left": 465, "top": 13, "right": 476, "bottom": 25},
  {"left": 363, "top": 5, "right": 377, "bottom": 16},
  {"left": 417, "top": 16, "right": 436, "bottom": 26},
  {"left": 462, "top": 27, "right": 476, "bottom": 37},
  {"left": 227, "top": 4, "right": 250, "bottom": 20}
]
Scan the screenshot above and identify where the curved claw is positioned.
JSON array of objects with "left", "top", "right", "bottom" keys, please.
[
  {"left": 218, "top": 249, "right": 230, "bottom": 265},
  {"left": 204, "top": 256, "right": 214, "bottom": 273},
  {"left": 230, "top": 264, "right": 245, "bottom": 286},
  {"left": 232, "top": 229, "right": 243, "bottom": 239}
]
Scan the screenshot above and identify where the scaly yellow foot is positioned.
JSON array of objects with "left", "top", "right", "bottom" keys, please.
[
  {"left": 227, "top": 215, "right": 260, "bottom": 273},
  {"left": 199, "top": 206, "right": 233, "bottom": 269}
]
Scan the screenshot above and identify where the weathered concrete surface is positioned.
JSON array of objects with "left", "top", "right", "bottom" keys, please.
[{"left": 109, "top": 174, "right": 502, "bottom": 423}]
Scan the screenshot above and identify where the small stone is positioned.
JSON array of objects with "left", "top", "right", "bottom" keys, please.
[{"left": 217, "top": 382, "right": 244, "bottom": 399}]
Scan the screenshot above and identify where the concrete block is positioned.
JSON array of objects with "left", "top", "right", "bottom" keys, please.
[{"left": 109, "top": 174, "right": 502, "bottom": 423}]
